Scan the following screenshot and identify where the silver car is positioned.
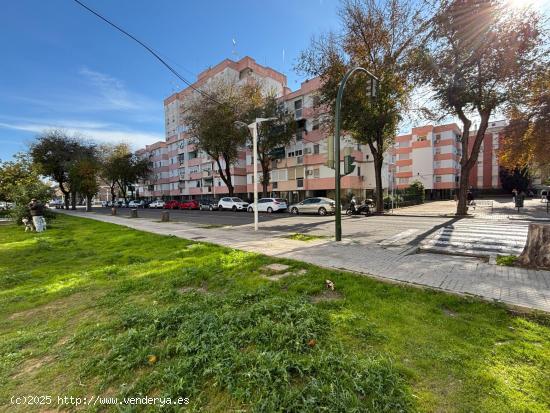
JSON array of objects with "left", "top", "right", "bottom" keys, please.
[{"left": 289, "top": 197, "right": 336, "bottom": 216}]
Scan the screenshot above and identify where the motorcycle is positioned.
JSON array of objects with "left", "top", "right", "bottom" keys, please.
[{"left": 345, "top": 199, "right": 374, "bottom": 216}]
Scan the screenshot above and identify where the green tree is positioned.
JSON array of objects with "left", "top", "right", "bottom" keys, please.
[
  {"left": 186, "top": 80, "right": 250, "bottom": 196},
  {"left": 30, "top": 130, "right": 82, "bottom": 209},
  {"left": 242, "top": 83, "right": 296, "bottom": 197},
  {"left": 0, "top": 152, "right": 53, "bottom": 224},
  {"left": 297, "top": 0, "right": 434, "bottom": 212},
  {"left": 100, "top": 143, "right": 150, "bottom": 204},
  {"left": 69, "top": 153, "right": 100, "bottom": 212},
  {"left": 415, "top": 0, "right": 547, "bottom": 215},
  {"left": 0, "top": 153, "right": 42, "bottom": 202}
]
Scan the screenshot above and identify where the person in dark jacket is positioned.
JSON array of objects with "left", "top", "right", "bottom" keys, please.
[{"left": 28, "top": 198, "right": 45, "bottom": 232}]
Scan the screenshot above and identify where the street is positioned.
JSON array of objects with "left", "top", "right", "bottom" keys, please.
[{"left": 91, "top": 206, "right": 453, "bottom": 250}]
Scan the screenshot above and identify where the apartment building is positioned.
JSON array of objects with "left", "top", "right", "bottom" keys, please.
[
  {"left": 136, "top": 56, "right": 389, "bottom": 203},
  {"left": 468, "top": 120, "right": 506, "bottom": 191},
  {"left": 390, "top": 120, "right": 506, "bottom": 199}
]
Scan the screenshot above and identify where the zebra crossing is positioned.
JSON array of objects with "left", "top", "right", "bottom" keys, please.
[{"left": 419, "top": 219, "right": 529, "bottom": 257}]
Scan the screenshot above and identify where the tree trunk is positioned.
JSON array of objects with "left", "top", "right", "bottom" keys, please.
[
  {"left": 215, "top": 158, "right": 234, "bottom": 197},
  {"left": 85, "top": 195, "right": 92, "bottom": 212},
  {"left": 261, "top": 163, "right": 270, "bottom": 198},
  {"left": 517, "top": 224, "right": 550, "bottom": 269},
  {"left": 62, "top": 191, "right": 70, "bottom": 210},
  {"left": 71, "top": 191, "right": 77, "bottom": 210},
  {"left": 110, "top": 183, "right": 116, "bottom": 202},
  {"left": 373, "top": 155, "right": 384, "bottom": 213},
  {"left": 455, "top": 109, "right": 490, "bottom": 215},
  {"left": 456, "top": 169, "right": 470, "bottom": 215}
]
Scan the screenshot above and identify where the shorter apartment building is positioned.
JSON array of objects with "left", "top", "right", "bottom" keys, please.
[{"left": 391, "top": 120, "right": 506, "bottom": 199}]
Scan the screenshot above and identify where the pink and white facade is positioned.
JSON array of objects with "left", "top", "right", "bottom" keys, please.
[
  {"left": 390, "top": 120, "right": 506, "bottom": 197},
  {"left": 136, "top": 56, "right": 389, "bottom": 203},
  {"left": 135, "top": 55, "right": 505, "bottom": 202}
]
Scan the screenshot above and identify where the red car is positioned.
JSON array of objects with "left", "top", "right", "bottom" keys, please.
[
  {"left": 164, "top": 200, "right": 181, "bottom": 210},
  {"left": 180, "top": 199, "right": 200, "bottom": 210}
]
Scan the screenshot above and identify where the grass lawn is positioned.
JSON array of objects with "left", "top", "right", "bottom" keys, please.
[{"left": 1, "top": 215, "right": 549, "bottom": 412}]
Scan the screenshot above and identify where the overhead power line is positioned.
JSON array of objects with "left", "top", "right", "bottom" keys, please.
[{"left": 71, "top": 0, "right": 223, "bottom": 105}]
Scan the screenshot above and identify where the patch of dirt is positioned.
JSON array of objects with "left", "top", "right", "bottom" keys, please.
[
  {"left": 442, "top": 308, "right": 457, "bottom": 317},
  {"left": 11, "top": 355, "right": 55, "bottom": 379},
  {"left": 310, "top": 290, "right": 344, "bottom": 303},
  {"left": 8, "top": 292, "right": 92, "bottom": 321},
  {"left": 262, "top": 268, "right": 308, "bottom": 281},
  {"left": 263, "top": 263, "right": 291, "bottom": 272},
  {"left": 178, "top": 284, "right": 208, "bottom": 294}
]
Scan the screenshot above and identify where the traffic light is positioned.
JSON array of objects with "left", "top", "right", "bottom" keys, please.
[{"left": 344, "top": 154, "right": 356, "bottom": 175}]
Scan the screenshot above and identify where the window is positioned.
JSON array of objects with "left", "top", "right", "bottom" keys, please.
[
  {"left": 399, "top": 178, "right": 409, "bottom": 184},
  {"left": 435, "top": 148, "right": 441, "bottom": 155},
  {"left": 417, "top": 135, "right": 427, "bottom": 142},
  {"left": 435, "top": 161, "right": 441, "bottom": 168},
  {"left": 294, "top": 99, "right": 303, "bottom": 119},
  {"left": 297, "top": 156, "right": 303, "bottom": 164},
  {"left": 435, "top": 176, "right": 442, "bottom": 183},
  {"left": 398, "top": 153, "right": 409, "bottom": 160},
  {"left": 435, "top": 134, "right": 441, "bottom": 143},
  {"left": 313, "top": 168, "right": 320, "bottom": 178},
  {"left": 313, "top": 95, "right": 321, "bottom": 107},
  {"left": 312, "top": 118, "right": 319, "bottom": 130},
  {"left": 296, "top": 130, "right": 303, "bottom": 141},
  {"left": 313, "top": 144, "right": 320, "bottom": 154}
]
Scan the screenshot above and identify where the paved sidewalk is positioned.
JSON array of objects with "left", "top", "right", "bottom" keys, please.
[{"left": 57, "top": 210, "right": 550, "bottom": 313}]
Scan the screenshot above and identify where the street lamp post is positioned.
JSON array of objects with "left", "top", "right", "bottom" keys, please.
[
  {"left": 333, "top": 67, "right": 379, "bottom": 241},
  {"left": 235, "top": 118, "right": 276, "bottom": 231}
]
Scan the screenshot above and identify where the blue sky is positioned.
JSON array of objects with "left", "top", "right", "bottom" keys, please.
[{"left": 0, "top": 0, "right": 340, "bottom": 160}]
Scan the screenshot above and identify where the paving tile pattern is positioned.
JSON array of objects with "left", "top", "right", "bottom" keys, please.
[{"left": 57, "top": 211, "right": 550, "bottom": 312}]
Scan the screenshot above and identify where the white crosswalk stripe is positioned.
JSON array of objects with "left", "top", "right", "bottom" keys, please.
[{"left": 419, "top": 220, "right": 529, "bottom": 257}]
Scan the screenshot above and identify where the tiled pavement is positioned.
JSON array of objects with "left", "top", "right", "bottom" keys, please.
[{"left": 57, "top": 210, "right": 550, "bottom": 313}]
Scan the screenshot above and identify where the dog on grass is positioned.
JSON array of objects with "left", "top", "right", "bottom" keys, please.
[{"left": 22, "top": 218, "right": 35, "bottom": 232}]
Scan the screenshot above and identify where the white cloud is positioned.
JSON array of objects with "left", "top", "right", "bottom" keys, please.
[
  {"left": 78, "top": 67, "right": 156, "bottom": 111},
  {"left": 0, "top": 119, "right": 162, "bottom": 149}
]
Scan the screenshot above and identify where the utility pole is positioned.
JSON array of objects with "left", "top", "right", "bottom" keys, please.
[
  {"left": 235, "top": 118, "right": 276, "bottom": 231},
  {"left": 332, "top": 67, "right": 379, "bottom": 241}
]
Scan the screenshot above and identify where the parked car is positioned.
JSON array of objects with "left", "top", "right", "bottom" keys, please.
[
  {"left": 47, "top": 199, "right": 63, "bottom": 209},
  {"left": 180, "top": 199, "right": 200, "bottom": 210},
  {"left": 149, "top": 200, "right": 165, "bottom": 209},
  {"left": 164, "top": 200, "right": 181, "bottom": 210},
  {"left": 247, "top": 198, "right": 288, "bottom": 213},
  {"left": 0, "top": 201, "right": 15, "bottom": 210},
  {"left": 288, "top": 197, "right": 336, "bottom": 216},
  {"left": 128, "top": 200, "right": 145, "bottom": 208},
  {"left": 199, "top": 198, "right": 219, "bottom": 211},
  {"left": 218, "top": 197, "right": 249, "bottom": 211}
]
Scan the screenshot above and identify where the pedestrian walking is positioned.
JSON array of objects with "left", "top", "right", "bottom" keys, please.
[
  {"left": 512, "top": 188, "right": 518, "bottom": 203},
  {"left": 467, "top": 190, "right": 474, "bottom": 205},
  {"left": 28, "top": 198, "right": 45, "bottom": 232}
]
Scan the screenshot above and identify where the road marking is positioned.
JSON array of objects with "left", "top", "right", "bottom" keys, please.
[{"left": 379, "top": 229, "right": 419, "bottom": 245}]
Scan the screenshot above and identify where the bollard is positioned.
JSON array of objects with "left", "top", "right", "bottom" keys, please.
[
  {"left": 111, "top": 207, "right": 117, "bottom": 216},
  {"left": 161, "top": 211, "right": 170, "bottom": 222},
  {"left": 130, "top": 208, "right": 138, "bottom": 218}
]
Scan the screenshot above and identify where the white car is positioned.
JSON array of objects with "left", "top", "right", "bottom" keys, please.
[
  {"left": 128, "top": 200, "right": 145, "bottom": 208},
  {"left": 247, "top": 198, "right": 288, "bottom": 213},
  {"left": 218, "top": 197, "right": 249, "bottom": 211},
  {"left": 149, "top": 200, "right": 165, "bottom": 209}
]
